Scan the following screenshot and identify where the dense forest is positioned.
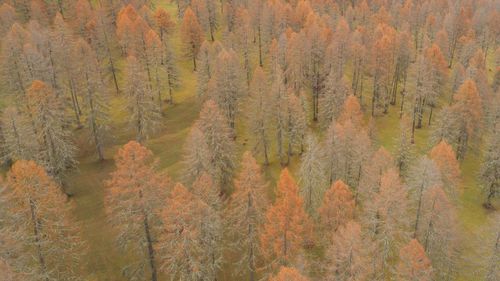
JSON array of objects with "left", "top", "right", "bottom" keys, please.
[{"left": 0, "top": 0, "right": 498, "bottom": 280}]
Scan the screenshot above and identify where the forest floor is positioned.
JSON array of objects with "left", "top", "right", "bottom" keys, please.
[{"left": 0, "top": 1, "right": 495, "bottom": 280}]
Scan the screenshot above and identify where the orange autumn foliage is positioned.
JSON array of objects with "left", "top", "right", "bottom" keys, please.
[
  {"left": 260, "top": 169, "right": 312, "bottom": 267},
  {"left": 318, "top": 180, "right": 355, "bottom": 235},
  {"left": 396, "top": 239, "right": 433, "bottom": 281},
  {"left": 269, "top": 266, "right": 310, "bottom": 281},
  {"left": 430, "top": 140, "right": 461, "bottom": 193}
]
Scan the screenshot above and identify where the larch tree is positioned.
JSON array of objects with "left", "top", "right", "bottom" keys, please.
[
  {"left": 418, "top": 185, "right": 460, "bottom": 280},
  {"left": 299, "top": 135, "right": 327, "bottom": 213},
  {"left": 124, "top": 55, "right": 161, "bottom": 142},
  {"left": 191, "top": 173, "right": 224, "bottom": 280},
  {"left": 154, "top": 7, "right": 175, "bottom": 42},
  {"left": 429, "top": 140, "right": 461, "bottom": 197},
  {"left": 247, "top": 67, "right": 272, "bottom": 165},
  {"left": 158, "top": 183, "right": 214, "bottom": 280},
  {"left": 0, "top": 160, "right": 85, "bottom": 281},
  {"left": 407, "top": 156, "right": 442, "bottom": 238},
  {"left": 451, "top": 79, "right": 482, "bottom": 159},
  {"left": 74, "top": 38, "right": 109, "bottom": 161},
  {"left": 25, "top": 80, "right": 77, "bottom": 179},
  {"left": 395, "top": 239, "right": 433, "bottom": 281},
  {"left": 358, "top": 147, "right": 395, "bottom": 204},
  {"left": 180, "top": 7, "right": 204, "bottom": 70},
  {"left": 1, "top": 23, "right": 30, "bottom": 98},
  {"left": 227, "top": 151, "right": 269, "bottom": 281},
  {"left": 365, "top": 169, "right": 410, "bottom": 279},
  {"left": 396, "top": 115, "right": 414, "bottom": 174},
  {"left": 209, "top": 48, "right": 245, "bottom": 129},
  {"left": 324, "top": 221, "right": 372, "bottom": 281},
  {"left": 105, "top": 141, "right": 170, "bottom": 281},
  {"left": 0, "top": 3, "right": 16, "bottom": 37},
  {"left": 191, "top": 100, "right": 236, "bottom": 193},
  {"left": 182, "top": 125, "right": 211, "bottom": 184},
  {"left": 285, "top": 91, "right": 308, "bottom": 163},
  {"left": 319, "top": 75, "right": 351, "bottom": 129},
  {"left": 479, "top": 126, "right": 499, "bottom": 207},
  {"left": 269, "top": 266, "right": 310, "bottom": 281},
  {"left": 260, "top": 169, "right": 312, "bottom": 269},
  {"left": 0, "top": 106, "right": 38, "bottom": 163},
  {"left": 317, "top": 180, "right": 355, "bottom": 238}
]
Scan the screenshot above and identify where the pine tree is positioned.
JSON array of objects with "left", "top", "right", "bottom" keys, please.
[
  {"left": 0, "top": 160, "right": 85, "bottom": 281},
  {"left": 227, "top": 151, "right": 269, "bottom": 281},
  {"left": 396, "top": 239, "right": 433, "bottom": 281},
  {"left": 260, "top": 169, "right": 311, "bottom": 268},
  {"left": 180, "top": 7, "right": 204, "bottom": 70},
  {"left": 105, "top": 141, "right": 169, "bottom": 281}
]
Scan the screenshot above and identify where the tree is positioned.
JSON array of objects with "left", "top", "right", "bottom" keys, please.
[
  {"left": 105, "top": 141, "right": 169, "bottom": 281},
  {"left": 365, "top": 169, "right": 410, "bottom": 279},
  {"left": 299, "top": 135, "right": 327, "bottom": 213},
  {"left": 260, "top": 169, "right": 311, "bottom": 268},
  {"left": 247, "top": 67, "right": 272, "bottom": 165},
  {"left": 208, "top": 48, "right": 245, "bottom": 128},
  {"left": 124, "top": 55, "right": 161, "bottom": 142},
  {"left": 180, "top": 7, "right": 204, "bottom": 70},
  {"left": 325, "top": 221, "right": 372, "bottom": 281},
  {"left": 318, "top": 180, "right": 355, "bottom": 237},
  {"left": 479, "top": 126, "right": 499, "bottom": 207},
  {"left": 0, "top": 3, "right": 16, "bottom": 37},
  {"left": 191, "top": 173, "right": 223, "bottom": 280},
  {"left": 269, "top": 266, "right": 310, "bottom": 281},
  {"left": 158, "top": 183, "right": 214, "bottom": 280},
  {"left": 74, "top": 39, "right": 109, "bottom": 161},
  {"left": 407, "top": 156, "right": 442, "bottom": 238},
  {"left": 429, "top": 140, "right": 461, "bottom": 196},
  {"left": 395, "top": 115, "right": 414, "bottom": 174},
  {"left": 0, "top": 160, "right": 85, "bottom": 281},
  {"left": 154, "top": 7, "right": 175, "bottom": 41},
  {"left": 186, "top": 100, "right": 236, "bottom": 193},
  {"left": 396, "top": 239, "right": 433, "bottom": 281},
  {"left": 319, "top": 75, "right": 351, "bottom": 128},
  {"left": 451, "top": 79, "right": 482, "bottom": 159},
  {"left": 0, "top": 258, "right": 22, "bottom": 280},
  {"left": 182, "top": 125, "right": 211, "bottom": 184},
  {"left": 358, "top": 147, "right": 394, "bottom": 203},
  {"left": 0, "top": 106, "right": 38, "bottom": 163},
  {"left": 417, "top": 186, "right": 460, "bottom": 280},
  {"left": 25, "top": 80, "right": 77, "bottom": 178},
  {"left": 227, "top": 151, "right": 269, "bottom": 281}
]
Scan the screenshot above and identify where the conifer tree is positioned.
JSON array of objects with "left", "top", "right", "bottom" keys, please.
[
  {"left": 180, "top": 7, "right": 204, "bottom": 70},
  {"left": 227, "top": 152, "right": 269, "bottom": 281},
  {"left": 269, "top": 266, "right": 310, "bottom": 281},
  {"left": 396, "top": 239, "right": 433, "bottom": 281},
  {"left": 26, "top": 80, "right": 77, "bottom": 178},
  {"left": 105, "top": 141, "right": 169, "bottom": 281},
  {"left": 318, "top": 180, "right": 355, "bottom": 237},
  {"left": 260, "top": 169, "right": 311, "bottom": 268},
  {"left": 1, "top": 160, "right": 85, "bottom": 281},
  {"left": 124, "top": 55, "right": 161, "bottom": 142}
]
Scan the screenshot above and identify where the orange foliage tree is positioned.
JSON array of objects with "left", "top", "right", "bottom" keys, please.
[
  {"left": 105, "top": 141, "right": 169, "bottom": 281},
  {"left": 396, "top": 239, "right": 433, "bottom": 281},
  {"left": 227, "top": 152, "right": 269, "bottom": 280},
  {"left": 260, "top": 169, "right": 311, "bottom": 268},
  {"left": 318, "top": 180, "right": 355, "bottom": 236},
  {"left": 269, "top": 266, "right": 310, "bottom": 281},
  {"left": 1, "top": 160, "right": 85, "bottom": 281},
  {"left": 180, "top": 7, "right": 204, "bottom": 70},
  {"left": 429, "top": 140, "right": 461, "bottom": 195}
]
